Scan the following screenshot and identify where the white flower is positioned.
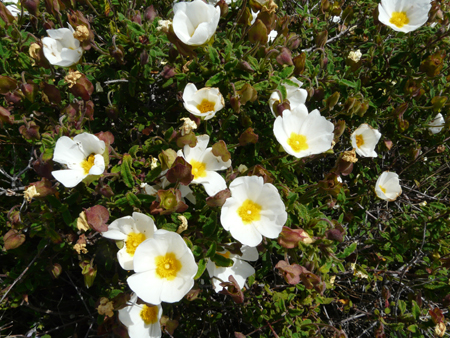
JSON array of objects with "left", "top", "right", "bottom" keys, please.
[
  {"left": 378, "top": 0, "right": 432, "bottom": 33},
  {"left": 268, "top": 30, "right": 278, "bottom": 43},
  {"left": 207, "top": 245, "right": 258, "bottom": 292},
  {"left": 429, "top": 113, "right": 445, "bottom": 134},
  {"left": 375, "top": 171, "right": 402, "bottom": 201},
  {"left": 172, "top": 0, "right": 220, "bottom": 46},
  {"left": 348, "top": 49, "right": 362, "bottom": 62},
  {"left": 102, "top": 212, "right": 157, "bottom": 271},
  {"left": 127, "top": 230, "right": 198, "bottom": 305},
  {"left": 269, "top": 77, "right": 308, "bottom": 117},
  {"left": 177, "top": 134, "right": 231, "bottom": 196},
  {"left": 220, "top": 176, "right": 287, "bottom": 247},
  {"left": 118, "top": 293, "right": 162, "bottom": 338},
  {"left": 182, "top": 83, "right": 225, "bottom": 120},
  {"left": 52, "top": 133, "right": 106, "bottom": 188},
  {"left": 42, "top": 24, "right": 83, "bottom": 67},
  {"left": 351, "top": 123, "right": 382, "bottom": 158},
  {"left": 273, "top": 106, "right": 334, "bottom": 158}
]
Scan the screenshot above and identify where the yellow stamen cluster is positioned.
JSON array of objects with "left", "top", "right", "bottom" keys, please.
[
  {"left": 190, "top": 159, "right": 207, "bottom": 180},
  {"left": 287, "top": 132, "right": 309, "bottom": 153},
  {"left": 155, "top": 252, "right": 182, "bottom": 280},
  {"left": 125, "top": 232, "right": 146, "bottom": 256},
  {"left": 139, "top": 304, "right": 159, "bottom": 325},
  {"left": 197, "top": 99, "right": 215, "bottom": 114},
  {"left": 355, "top": 134, "right": 364, "bottom": 147},
  {"left": 81, "top": 154, "right": 96, "bottom": 175},
  {"left": 390, "top": 11, "right": 409, "bottom": 28},
  {"left": 237, "top": 199, "right": 262, "bottom": 224}
]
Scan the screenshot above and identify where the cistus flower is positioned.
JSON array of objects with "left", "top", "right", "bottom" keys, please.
[
  {"left": 351, "top": 123, "right": 382, "bottom": 158},
  {"left": 348, "top": 49, "right": 362, "bottom": 62},
  {"left": 206, "top": 245, "right": 258, "bottom": 292},
  {"left": 42, "top": 24, "right": 83, "bottom": 67},
  {"left": 172, "top": 0, "right": 220, "bottom": 46},
  {"left": 375, "top": 171, "right": 402, "bottom": 202},
  {"left": 273, "top": 106, "right": 334, "bottom": 158},
  {"left": 118, "top": 293, "right": 162, "bottom": 338},
  {"left": 269, "top": 77, "right": 307, "bottom": 117},
  {"left": 182, "top": 83, "right": 225, "bottom": 120},
  {"left": 378, "top": 0, "right": 432, "bottom": 33},
  {"left": 177, "top": 135, "right": 231, "bottom": 196},
  {"left": 52, "top": 133, "right": 106, "bottom": 188},
  {"left": 220, "top": 176, "right": 287, "bottom": 247},
  {"left": 429, "top": 113, "right": 445, "bottom": 134},
  {"left": 127, "top": 230, "right": 198, "bottom": 305},
  {"left": 102, "top": 212, "right": 157, "bottom": 270}
]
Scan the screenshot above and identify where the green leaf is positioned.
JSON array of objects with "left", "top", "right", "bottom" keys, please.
[
  {"left": 279, "top": 66, "right": 294, "bottom": 78},
  {"left": 407, "top": 324, "right": 418, "bottom": 333},
  {"left": 253, "top": 81, "right": 270, "bottom": 91},
  {"left": 126, "top": 192, "right": 141, "bottom": 207},
  {"left": 194, "top": 258, "right": 207, "bottom": 279},
  {"left": 205, "top": 72, "right": 227, "bottom": 87},
  {"left": 206, "top": 241, "right": 217, "bottom": 257},
  {"left": 211, "top": 253, "right": 234, "bottom": 267},
  {"left": 411, "top": 300, "right": 420, "bottom": 320},
  {"left": 339, "top": 79, "right": 357, "bottom": 88},
  {"left": 398, "top": 299, "right": 406, "bottom": 315},
  {"left": 202, "top": 211, "right": 217, "bottom": 237},
  {"left": 146, "top": 167, "right": 162, "bottom": 183},
  {"left": 136, "top": 193, "right": 156, "bottom": 204},
  {"left": 208, "top": 45, "right": 220, "bottom": 64},
  {"left": 129, "top": 145, "right": 140, "bottom": 158},
  {"left": 337, "top": 242, "right": 357, "bottom": 258},
  {"left": 121, "top": 154, "right": 135, "bottom": 188}
]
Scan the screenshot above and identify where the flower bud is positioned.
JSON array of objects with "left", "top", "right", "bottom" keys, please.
[
  {"left": 248, "top": 19, "right": 268, "bottom": 44},
  {"left": 3, "top": 229, "right": 26, "bottom": 250},
  {"left": 276, "top": 47, "right": 293, "bottom": 65},
  {"left": 321, "top": 0, "right": 330, "bottom": 12},
  {"left": 109, "top": 45, "right": 126, "bottom": 65},
  {"left": 356, "top": 100, "right": 369, "bottom": 117},
  {"left": 0, "top": 75, "right": 17, "bottom": 94},
  {"left": 19, "top": 121, "right": 40, "bottom": 140},
  {"left": 237, "top": 83, "right": 257, "bottom": 105},
  {"left": 22, "top": 0, "right": 39, "bottom": 15},
  {"left": 166, "top": 157, "right": 194, "bottom": 186},
  {"left": 0, "top": 1, "right": 15, "bottom": 26},
  {"left": 420, "top": 51, "right": 445, "bottom": 77},
  {"left": 42, "top": 82, "right": 61, "bottom": 104},
  {"left": 68, "top": 72, "right": 94, "bottom": 101},
  {"left": 230, "top": 95, "right": 241, "bottom": 113},
  {"left": 315, "top": 30, "right": 328, "bottom": 49},
  {"left": 0, "top": 106, "right": 14, "bottom": 127},
  {"left": 21, "top": 81, "right": 38, "bottom": 103},
  {"left": 320, "top": 53, "right": 328, "bottom": 69},
  {"left": 333, "top": 119, "right": 346, "bottom": 139},
  {"left": 28, "top": 178, "right": 56, "bottom": 198},
  {"left": 206, "top": 188, "right": 231, "bottom": 207},
  {"left": 278, "top": 226, "right": 313, "bottom": 248},
  {"left": 293, "top": 53, "right": 306, "bottom": 75},
  {"left": 48, "top": 263, "right": 62, "bottom": 279},
  {"left": 325, "top": 91, "right": 340, "bottom": 111},
  {"left": 216, "top": 0, "right": 228, "bottom": 17},
  {"left": 161, "top": 65, "right": 176, "bottom": 79},
  {"left": 144, "top": 5, "right": 157, "bottom": 22},
  {"left": 397, "top": 117, "right": 409, "bottom": 132},
  {"left": 80, "top": 259, "right": 97, "bottom": 288},
  {"left": 158, "top": 148, "right": 178, "bottom": 170}
]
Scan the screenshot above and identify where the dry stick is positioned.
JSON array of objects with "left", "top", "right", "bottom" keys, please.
[
  {"left": 355, "top": 321, "right": 378, "bottom": 338},
  {"left": 0, "top": 243, "right": 48, "bottom": 304},
  {"left": 301, "top": 25, "right": 358, "bottom": 53}
]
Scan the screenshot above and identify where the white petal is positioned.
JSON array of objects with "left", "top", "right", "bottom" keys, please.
[
  {"left": 42, "top": 37, "right": 63, "bottom": 65},
  {"left": 198, "top": 171, "right": 227, "bottom": 196},
  {"left": 239, "top": 245, "right": 259, "bottom": 262},
  {"left": 53, "top": 136, "right": 85, "bottom": 166},
  {"left": 73, "top": 133, "right": 106, "bottom": 157},
  {"left": 117, "top": 249, "right": 134, "bottom": 270},
  {"left": 52, "top": 169, "right": 86, "bottom": 188},
  {"left": 88, "top": 154, "right": 105, "bottom": 175},
  {"left": 127, "top": 270, "right": 165, "bottom": 305},
  {"left": 182, "top": 83, "right": 198, "bottom": 103},
  {"left": 132, "top": 212, "right": 157, "bottom": 237},
  {"left": 229, "top": 221, "right": 262, "bottom": 247},
  {"left": 159, "top": 276, "right": 194, "bottom": 303}
]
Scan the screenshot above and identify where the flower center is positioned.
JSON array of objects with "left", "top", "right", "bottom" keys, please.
[
  {"left": 380, "top": 185, "right": 387, "bottom": 194},
  {"left": 81, "top": 154, "right": 96, "bottom": 175},
  {"left": 155, "top": 252, "right": 182, "bottom": 280},
  {"left": 389, "top": 11, "right": 409, "bottom": 28},
  {"left": 125, "top": 232, "right": 146, "bottom": 256},
  {"left": 139, "top": 304, "right": 159, "bottom": 325},
  {"left": 287, "top": 133, "right": 308, "bottom": 153},
  {"left": 237, "top": 199, "right": 262, "bottom": 224},
  {"left": 355, "top": 134, "right": 364, "bottom": 147},
  {"left": 197, "top": 99, "right": 215, "bottom": 114},
  {"left": 190, "top": 159, "right": 207, "bottom": 180}
]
